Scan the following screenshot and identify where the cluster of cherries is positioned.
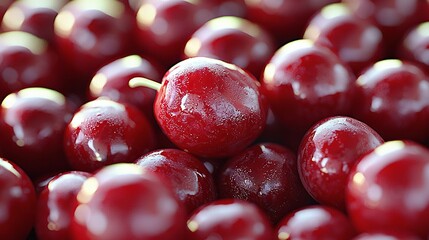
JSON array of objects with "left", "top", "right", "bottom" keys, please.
[{"left": 1, "top": 0, "right": 429, "bottom": 239}]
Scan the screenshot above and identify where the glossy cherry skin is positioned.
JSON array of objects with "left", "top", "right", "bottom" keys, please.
[
  {"left": 186, "top": 199, "right": 274, "bottom": 240},
  {"left": 35, "top": 171, "right": 92, "bottom": 240},
  {"left": 88, "top": 54, "right": 164, "bottom": 123},
  {"left": 135, "top": 0, "right": 215, "bottom": 67},
  {"left": 64, "top": 99, "right": 156, "bottom": 172},
  {"left": 398, "top": 21, "right": 429, "bottom": 74},
  {"left": 260, "top": 39, "right": 355, "bottom": 146},
  {"left": 304, "top": 3, "right": 384, "bottom": 75},
  {"left": 135, "top": 148, "right": 216, "bottom": 214},
  {"left": 244, "top": 0, "right": 339, "bottom": 45},
  {"left": 154, "top": 57, "right": 268, "bottom": 158},
  {"left": 343, "top": 0, "right": 429, "bottom": 53},
  {"left": 352, "top": 232, "right": 422, "bottom": 240},
  {"left": 184, "top": 16, "right": 276, "bottom": 79},
  {"left": 0, "top": 88, "right": 74, "bottom": 179},
  {"left": 54, "top": 0, "right": 135, "bottom": 83},
  {"left": 346, "top": 140, "right": 429, "bottom": 237},
  {"left": 298, "top": 116, "right": 384, "bottom": 211},
  {"left": 351, "top": 59, "right": 429, "bottom": 142},
  {"left": 1, "top": 0, "right": 67, "bottom": 44},
  {"left": 71, "top": 163, "right": 187, "bottom": 240},
  {"left": 0, "top": 157, "right": 37, "bottom": 240},
  {"left": 275, "top": 205, "right": 356, "bottom": 240},
  {"left": 0, "top": 31, "right": 64, "bottom": 101},
  {"left": 218, "top": 143, "right": 314, "bottom": 223}
]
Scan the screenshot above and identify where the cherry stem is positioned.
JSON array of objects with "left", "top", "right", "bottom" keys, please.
[{"left": 129, "top": 77, "right": 161, "bottom": 91}]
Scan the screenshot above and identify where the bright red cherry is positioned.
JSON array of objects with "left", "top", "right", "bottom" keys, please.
[
  {"left": 0, "top": 88, "right": 74, "bottom": 179},
  {"left": 398, "top": 21, "right": 429, "bottom": 74},
  {"left": 352, "top": 231, "right": 422, "bottom": 240},
  {"left": 186, "top": 199, "right": 274, "bottom": 240},
  {"left": 304, "top": 3, "right": 384, "bottom": 75},
  {"left": 64, "top": 99, "right": 156, "bottom": 172},
  {"left": 135, "top": 148, "right": 216, "bottom": 214},
  {"left": 183, "top": 16, "right": 276, "bottom": 78},
  {"left": 130, "top": 57, "right": 268, "bottom": 158},
  {"left": 298, "top": 116, "right": 384, "bottom": 211},
  {"left": 351, "top": 59, "right": 429, "bottom": 142},
  {"left": 88, "top": 54, "right": 164, "bottom": 123},
  {"left": 260, "top": 39, "right": 355, "bottom": 149},
  {"left": 275, "top": 205, "right": 356, "bottom": 240},
  {"left": 244, "top": 0, "right": 339, "bottom": 45},
  {"left": 0, "top": 31, "right": 64, "bottom": 101},
  {"left": 71, "top": 163, "right": 187, "bottom": 240},
  {"left": 35, "top": 171, "right": 92, "bottom": 240},
  {"left": 218, "top": 143, "right": 314, "bottom": 223},
  {"left": 347, "top": 140, "right": 429, "bottom": 237},
  {"left": 0, "top": 157, "right": 37, "bottom": 240}
]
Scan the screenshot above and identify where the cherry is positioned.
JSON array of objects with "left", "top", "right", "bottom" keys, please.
[
  {"left": 298, "top": 116, "right": 384, "bottom": 211},
  {"left": 346, "top": 140, "right": 429, "bottom": 237},
  {"left": 186, "top": 199, "right": 274, "bottom": 240},
  {"left": 275, "top": 205, "right": 356, "bottom": 240},
  {"left": 0, "top": 31, "right": 64, "bottom": 101},
  {"left": 35, "top": 171, "right": 92, "bottom": 240},
  {"left": 218, "top": 143, "right": 314, "bottom": 223},
  {"left": 0, "top": 157, "right": 37, "bottom": 240},
  {"left": 244, "top": 0, "right": 339, "bottom": 45},
  {"left": 260, "top": 39, "right": 355, "bottom": 149},
  {"left": 88, "top": 54, "right": 164, "bottom": 123},
  {"left": 130, "top": 57, "right": 268, "bottom": 158},
  {"left": 183, "top": 16, "right": 276, "bottom": 79},
  {"left": 351, "top": 59, "right": 429, "bottom": 142},
  {"left": 352, "top": 232, "right": 422, "bottom": 240},
  {"left": 0, "top": 87, "right": 74, "bottom": 179},
  {"left": 135, "top": 148, "right": 216, "bottom": 214},
  {"left": 64, "top": 98, "right": 156, "bottom": 172},
  {"left": 71, "top": 163, "right": 186, "bottom": 240},
  {"left": 304, "top": 3, "right": 384, "bottom": 75},
  {"left": 398, "top": 21, "right": 429, "bottom": 74}
]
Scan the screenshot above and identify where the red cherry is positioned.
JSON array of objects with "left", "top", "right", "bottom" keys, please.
[
  {"left": 186, "top": 199, "right": 274, "bottom": 240},
  {"left": 71, "top": 163, "right": 186, "bottom": 240},
  {"left": 218, "top": 143, "right": 314, "bottom": 223},
  {"left": 398, "top": 21, "right": 429, "bottom": 74},
  {"left": 0, "top": 157, "right": 37, "bottom": 240},
  {"left": 135, "top": 148, "right": 216, "bottom": 214},
  {"left": 35, "top": 171, "right": 91, "bottom": 240},
  {"left": 130, "top": 57, "right": 268, "bottom": 158},
  {"left": 304, "top": 3, "right": 384, "bottom": 75},
  {"left": 0, "top": 88, "right": 74, "bottom": 179},
  {"left": 260, "top": 39, "right": 355, "bottom": 147},
  {"left": 346, "top": 141, "right": 429, "bottom": 237},
  {"left": 352, "top": 231, "right": 422, "bottom": 240},
  {"left": 183, "top": 16, "right": 276, "bottom": 78},
  {"left": 351, "top": 59, "right": 429, "bottom": 142},
  {"left": 275, "top": 205, "right": 356, "bottom": 240},
  {"left": 298, "top": 116, "right": 384, "bottom": 211},
  {"left": 64, "top": 99, "right": 156, "bottom": 172}
]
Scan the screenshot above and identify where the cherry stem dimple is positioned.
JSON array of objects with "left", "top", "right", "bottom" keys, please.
[{"left": 129, "top": 77, "right": 161, "bottom": 91}]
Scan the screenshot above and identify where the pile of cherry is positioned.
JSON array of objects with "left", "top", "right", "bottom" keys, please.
[{"left": 1, "top": 0, "right": 429, "bottom": 239}]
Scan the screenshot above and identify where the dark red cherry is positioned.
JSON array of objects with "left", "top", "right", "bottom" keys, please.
[
  {"left": 199, "top": 0, "right": 247, "bottom": 17},
  {"left": 64, "top": 99, "right": 156, "bottom": 172},
  {"left": 88, "top": 54, "right": 164, "bottom": 123},
  {"left": 260, "top": 39, "right": 355, "bottom": 148},
  {"left": 0, "top": 88, "right": 74, "bottom": 179},
  {"left": 0, "top": 0, "right": 13, "bottom": 22},
  {"left": 351, "top": 59, "right": 429, "bottom": 142},
  {"left": 186, "top": 199, "right": 274, "bottom": 240},
  {"left": 244, "top": 0, "right": 339, "bottom": 45},
  {"left": 352, "top": 231, "right": 422, "bottom": 240},
  {"left": 135, "top": 148, "right": 216, "bottom": 214},
  {"left": 218, "top": 143, "right": 313, "bottom": 223},
  {"left": 275, "top": 205, "right": 356, "bottom": 240},
  {"left": 35, "top": 171, "right": 91, "bottom": 240},
  {"left": 183, "top": 16, "right": 276, "bottom": 78},
  {"left": 71, "top": 163, "right": 186, "bottom": 240},
  {"left": 131, "top": 57, "right": 267, "bottom": 158},
  {"left": 398, "top": 22, "right": 429, "bottom": 74},
  {"left": 304, "top": 3, "right": 384, "bottom": 75},
  {"left": 0, "top": 31, "right": 64, "bottom": 101},
  {"left": 0, "top": 157, "right": 37, "bottom": 240},
  {"left": 347, "top": 141, "right": 429, "bottom": 237},
  {"left": 298, "top": 116, "right": 384, "bottom": 211}
]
